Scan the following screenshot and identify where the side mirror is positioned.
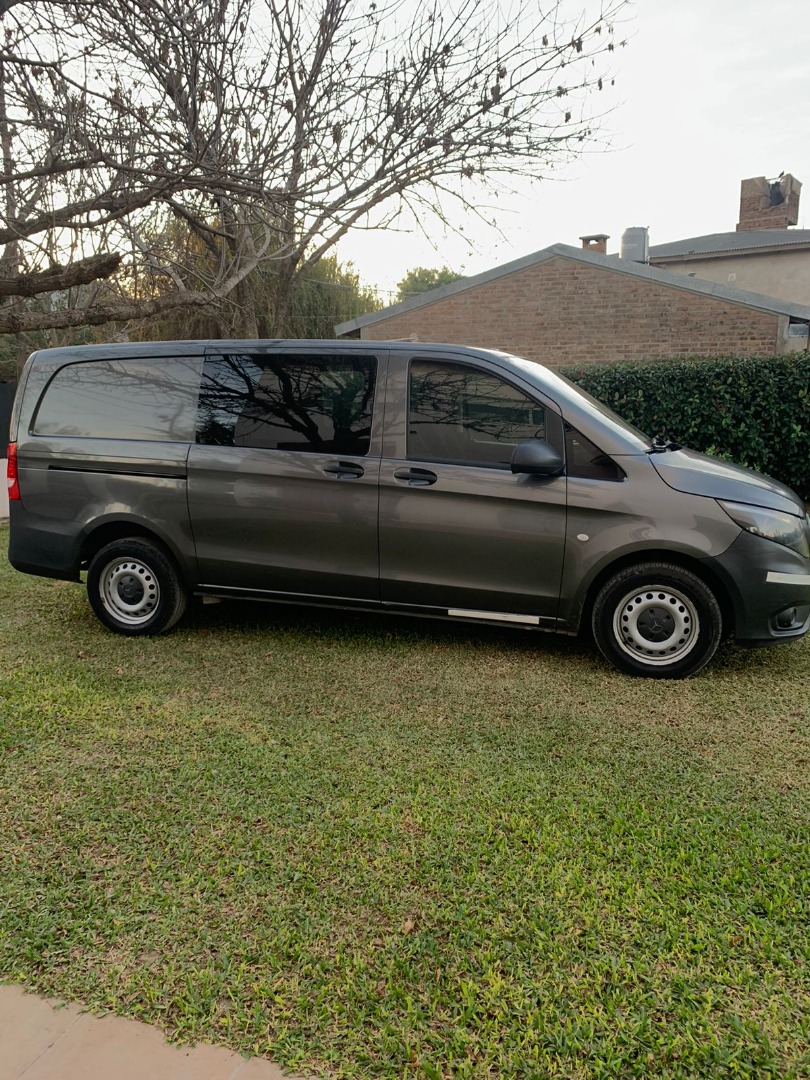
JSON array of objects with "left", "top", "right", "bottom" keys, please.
[{"left": 510, "top": 439, "right": 564, "bottom": 476}]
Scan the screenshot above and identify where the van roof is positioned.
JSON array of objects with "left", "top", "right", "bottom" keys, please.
[{"left": 28, "top": 339, "right": 513, "bottom": 363}]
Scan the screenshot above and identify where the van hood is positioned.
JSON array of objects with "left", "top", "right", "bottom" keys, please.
[{"left": 650, "top": 448, "right": 806, "bottom": 517}]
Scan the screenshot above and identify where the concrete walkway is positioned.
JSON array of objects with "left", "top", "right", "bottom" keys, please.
[{"left": 0, "top": 985, "right": 307, "bottom": 1080}]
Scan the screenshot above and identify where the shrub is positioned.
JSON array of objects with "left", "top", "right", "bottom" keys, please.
[{"left": 559, "top": 354, "right": 810, "bottom": 501}]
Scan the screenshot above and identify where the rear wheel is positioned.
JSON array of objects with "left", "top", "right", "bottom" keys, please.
[
  {"left": 87, "top": 538, "right": 187, "bottom": 636},
  {"left": 592, "top": 563, "right": 722, "bottom": 678}
]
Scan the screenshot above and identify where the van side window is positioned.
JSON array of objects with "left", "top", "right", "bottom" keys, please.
[
  {"left": 409, "top": 360, "right": 545, "bottom": 467},
  {"left": 197, "top": 353, "right": 376, "bottom": 456},
  {"left": 32, "top": 358, "right": 202, "bottom": 441},
  {"left": 565, "top": 423, "right": 624, "bottom": 481}
]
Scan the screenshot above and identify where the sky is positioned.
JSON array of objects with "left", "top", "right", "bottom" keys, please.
[{"left": 337, "top": 0, "right": 810, "bottom": 301}]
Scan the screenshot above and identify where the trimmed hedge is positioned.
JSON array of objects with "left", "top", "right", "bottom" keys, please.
[{"left": 559, "top": 354, "right": 810, "bottom": 501}]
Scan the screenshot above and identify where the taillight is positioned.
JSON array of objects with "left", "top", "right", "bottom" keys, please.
[{"left": 6, "top": 441, "right": 19, "bottom": 501}]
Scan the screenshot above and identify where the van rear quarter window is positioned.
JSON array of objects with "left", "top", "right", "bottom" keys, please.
[
  {"left": 197, "top": 353, "right": 377, "bottom": 455},
  {"left": 32, "top": 358, "right": 202, "bottom": 441}
]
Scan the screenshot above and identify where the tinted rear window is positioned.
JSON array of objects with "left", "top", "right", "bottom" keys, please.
[
  {"left": 33, "top": 358, "right": 203, "bottom": 441},
  {"left": 197, "top": 353, "right": 377, "bottom": 455}
]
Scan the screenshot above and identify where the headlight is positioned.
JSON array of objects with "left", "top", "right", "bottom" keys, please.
[{"left": 719, "top": 501, "right": 810, "bottom": 558}]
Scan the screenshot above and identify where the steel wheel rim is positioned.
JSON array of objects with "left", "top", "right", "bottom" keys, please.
[
  {"left": 99, "top": 557, "right": 160, "bottom": 626},
  {"left": 613, "top": 584, "right": 700, "bottom": 666}
]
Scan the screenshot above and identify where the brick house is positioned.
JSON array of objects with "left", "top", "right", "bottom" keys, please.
[
  {"left": 335, "top": 242, "right": 810, "bottom": 368},
  {"left": 649, "top": 174, "right": 810, "bottom": 308}
]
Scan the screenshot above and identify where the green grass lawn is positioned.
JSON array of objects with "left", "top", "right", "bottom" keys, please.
[{"left": 1, "top": 522, "right": 810, "bottom": 1078}]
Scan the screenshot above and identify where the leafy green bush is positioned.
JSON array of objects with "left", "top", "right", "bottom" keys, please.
[{"left": 559, "top": 354, "right": 810, "bottom": 501}]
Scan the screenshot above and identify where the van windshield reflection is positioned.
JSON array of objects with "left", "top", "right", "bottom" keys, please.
[{"left": 500, "top": 353, "right": 651, "bottom": 451}]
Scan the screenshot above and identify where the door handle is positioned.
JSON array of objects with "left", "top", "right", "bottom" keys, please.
[
  {"left": 393, "top": 467, "right": 438, "bottom": 487},
  {"left": 323, "top": 461, "right": 365, "bottom": 479}
]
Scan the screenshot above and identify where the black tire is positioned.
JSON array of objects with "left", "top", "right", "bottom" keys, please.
[
  {"left": 87, "top": 538, "right": 187, "bottom": 636},
  {"left": 591, "top": 562, "right": 722, "bottom": 679}
]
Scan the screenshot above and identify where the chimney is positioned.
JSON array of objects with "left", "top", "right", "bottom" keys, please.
[
  {"left": 737, "top": 173, "right": 801, "bottom": 231},
  {"left": 620, "top": 227, "right": 649, "bottom": 263},
  {"left": 580, "top": 233, "right": 609, "bottom": 255}
]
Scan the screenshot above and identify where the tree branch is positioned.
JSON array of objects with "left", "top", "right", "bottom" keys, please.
[
  {"left": 0, "top": 251, "right": 122, "bottom": 297},
  {"left": 0, "top": 288, "right": 214, "bottom": 333}
]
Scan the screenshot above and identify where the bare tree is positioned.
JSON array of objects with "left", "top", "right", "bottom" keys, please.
[{"left": 0, "top": 0, "right": 628, "bottom": 338}]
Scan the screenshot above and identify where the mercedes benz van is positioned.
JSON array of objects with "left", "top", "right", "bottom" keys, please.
[{"left": 7, "top": 340, "right": 810, "bottom": 677}]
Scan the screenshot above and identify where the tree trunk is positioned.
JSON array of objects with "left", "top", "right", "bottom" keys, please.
[
  {"left": 0, "top": 59, "right": 25, "bottom": 376},
  {"left": 230, "top": 274, "right": 259, "bottom": 338},
  {"left": 272, "top": 258, "right": 300, "bottom": 339}
]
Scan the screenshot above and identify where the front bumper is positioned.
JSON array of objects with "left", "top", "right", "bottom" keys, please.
[{"left": 704, "top": 530, "right": 810, "bottom": 645}]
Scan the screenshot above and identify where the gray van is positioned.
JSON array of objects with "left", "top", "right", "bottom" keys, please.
[{"left": 6, "top": 340, "right": 810, "bottom": 678}]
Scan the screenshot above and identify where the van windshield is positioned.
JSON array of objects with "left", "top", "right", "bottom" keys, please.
[{"left": 501, "top": 354, "right": 652, "bottom": 452}]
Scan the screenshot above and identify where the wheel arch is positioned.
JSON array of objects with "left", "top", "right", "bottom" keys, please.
[
  {"left": 77, "top": 519, "right": 192, "bottom": 583},
  {"left": 578, "top": 550, "right": 735, "bottom": 642}
]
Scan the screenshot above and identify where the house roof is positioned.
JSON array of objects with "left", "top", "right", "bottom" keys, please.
[
  {"left": 649, "top": 229, "right": 810, "bottom": 260},
  {"left": 335, "top": 242, "right": 810, "bottom": 336}
]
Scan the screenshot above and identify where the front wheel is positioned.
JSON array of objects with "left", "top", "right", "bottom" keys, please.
[
  {"left": 87, "top": 538, "right": 187, "bottom": 636},
  {"left": 592, "top": 563, "right": 722, "bottom": 678}
]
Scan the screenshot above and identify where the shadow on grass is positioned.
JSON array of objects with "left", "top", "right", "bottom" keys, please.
[
  {"left": 49, "top": 579, "right": 800, "bottom": 681},
  {"left": 168, "top": 596, "right": 804, "bottom": 680},
  {"left": 178, "top": 592, "right": 591, "bottom": 659}
]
